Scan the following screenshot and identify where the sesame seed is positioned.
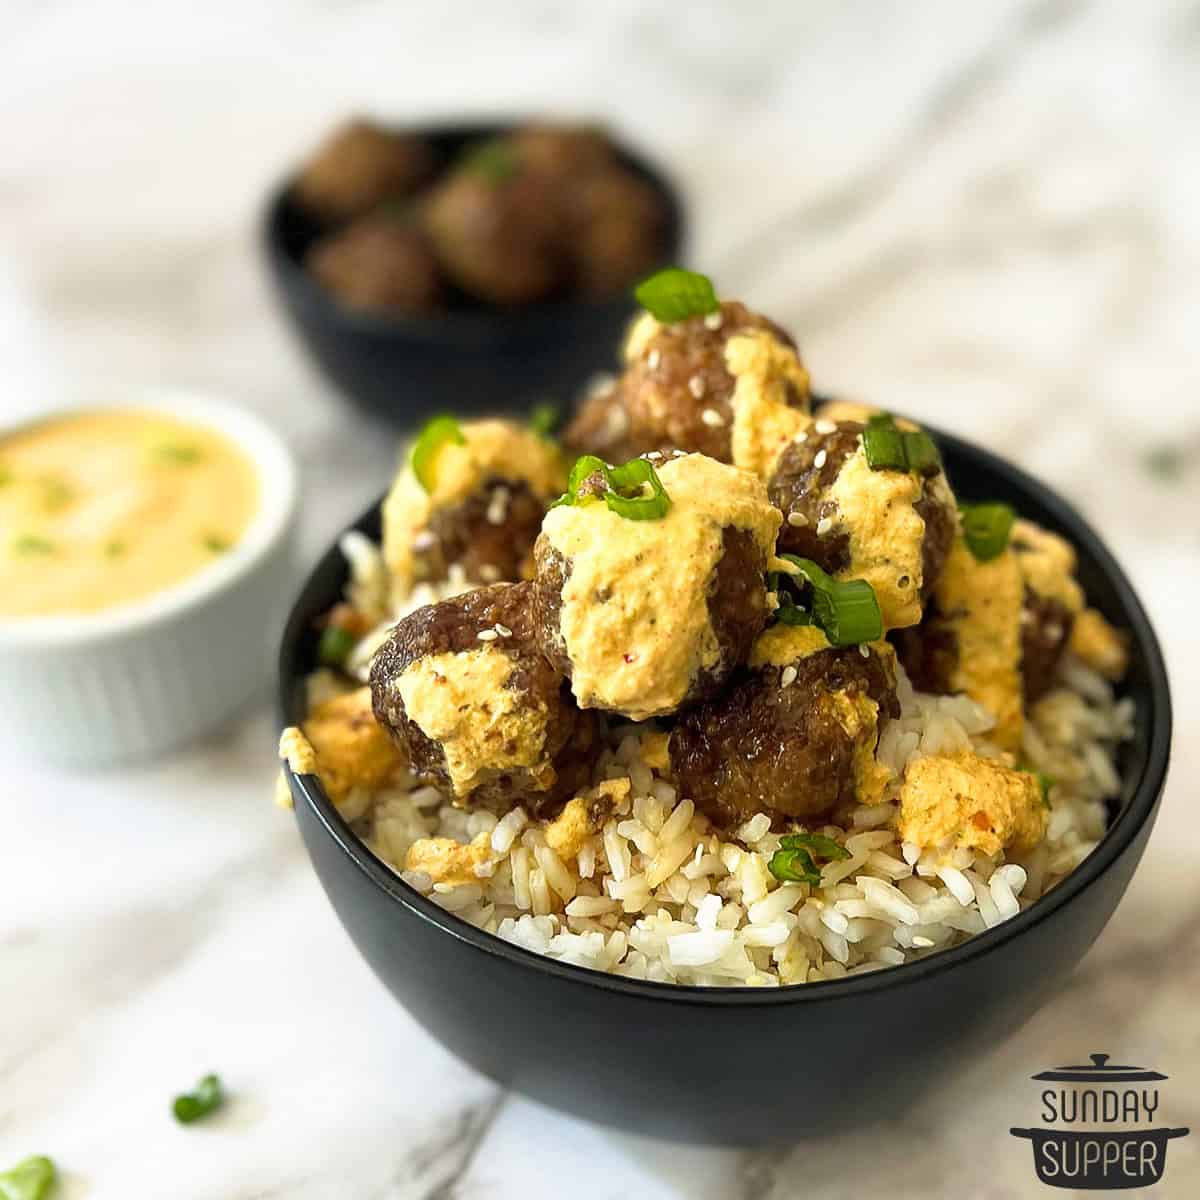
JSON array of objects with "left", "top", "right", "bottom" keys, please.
[
  {"left": 494, "top": 623, "right": 513, "bottom": 638},
  {"left": 478, "top": 563, "right": 501, "bottom": 582},
  {"left": 688, "top": 375, "right": 706, "bottom": 399},
  {"left": 486, "top": 485, "right": 510, "bottom": 526},
  {"left": 780, "top": 666, "right": 798, "bottom": 688},
  {"left": 413, "top": 529, "right": 438, "bottom": 551},
  {"left": 814, "top": 419, "right": 837, "bottom": 435},
  {"left": 859, "top": 644, "right": 871, "bottom": 658},
  {"left": 604, "top": 406, "right": 630, "bottom": 438},
  {"left": 645, "top": 450, "right": 663, "bottom": 460},
  {"left": 787, "top": 511, "right": 809, "bottom": 528},
  {"left": 813, "top": 449, "right": 828, "bottom": 469},
  {"left": 647, "top": 349, "right": 662, "bottom": 369},
  {"left": 701, "top": 408, "right": 725, "bottom": 428},
  {"left": 816, "top": 517, "right": 833, "bottom": 536},
  {"left": 704, "top": 312, "right": 724, "bottom": 331},
  {"left": 794, "top": 430, "right": 808, "bottom": 444},
  {"left": 477, "top": 629, "right": 499, "bottom": 642},
  {"left": 672, "top": 449, "right": 687, "bottom": 457}
]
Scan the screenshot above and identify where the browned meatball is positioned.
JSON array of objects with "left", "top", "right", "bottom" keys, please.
[
  {"left": 508, "top": 123, "right": 615, "bottom": 178},
  {"left": 564, "top": 301, "right": 803, "bottom": 463},
  {"left": 566, "top": 168, "right": 666, "bottom": 295},
  {"left": 1020, "top": 588, "right": 1074, "bottom": 703},
  {"left": 294, "top": 119, "right": 433, "bottom": 222},
  {"left": 768, "top": 419, "right": 956, "bottom": 628},
  {"left": 370, "top": 583, "right": 598, "bottom": 813},
  {"left": 422, "top": 161, "right": 566, "bottom": 305},
  {"left": 305, "top": 217, "right": 443, "bottom": 313},
  {"left": 670, "top": 637, "right": 899, "bottom": 831},
  {"left": 417, "top": 478, "right": 546, "bottom": 585}
]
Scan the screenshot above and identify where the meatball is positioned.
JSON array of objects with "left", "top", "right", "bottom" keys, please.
[
  {"left": 370, "top": 582, "right": 597, "bottom": 812},
  {"left": 294, "top": 119, "right": 433, "bottom": 222},
  {"left": 381, "top": 419, "right": 567, "bottom": 603},
  {"left": 562, "top": 301, "right": 808, "bottom": 463},
  {"left": 566, "top": 167, "right": 666, "bottom": 295},
  {"left": 421, "top": 158, "right": 566, "bottom": 305},
  {"left": 768, "top": 418, "right": 957, "bottom": 630},
  {"left": 670, "top": 625, "right": 899, "bottom": 831},
  {"left": 508, "top": 123, "right": 615, "bottom": 178},
  {"left": 305, "top": 217, "right": 443, "bottom": 314},
  {"left": 532, "top": 453, "right": 780, "bottom": 720}
]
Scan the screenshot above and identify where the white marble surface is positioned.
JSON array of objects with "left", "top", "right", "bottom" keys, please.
[{"left": 2, "top": 1, "right": 1199, "bottom": 1196}]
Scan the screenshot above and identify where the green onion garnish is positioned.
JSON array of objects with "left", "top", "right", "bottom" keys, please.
[
  {"left": 528, "top": 402, "right": 560, "bottom": 438},
  {"left": 172, "top": 1073, "right": 224, "bottom": 1125},
  {"left": 12, "top": 534, "right": 54, "bottom": 556},
  {"left": 768, "top": 573, "right": 812, "bottom": 626},
  {"left": 960, "top": 502, "right": 1015, "bottom": 562},
  {"left": 0, "top": 1155, "right": 57, "bottom": 1200},
  {"left": 154, "top": 443, "right": 202, "bottom": 466},
  {"left": 202, "top": 534, "right": 231, "bottom": 554},
  {"left": 411, "top": 416, "right": 466, "bottom": 494},
  {"left": 552, "top": 455, "right": 672, "bottom": 521},
  {"left": 1037, "top": 772, "right": 1054, "bottom": 809},
  {"left": 634, "top": 268, "right": 720, "bottom": 323},
  {"left": 318, "top": 625, "right": 357, "bottom": 667},
  {"left": 768, "top": 847, "right": 822, "bottom": 885},
  {"left": 862, "top": 413, "right": 942, "bottom": 478},
  {"left": 460, "top": 138, "right": 519, "bottom": 184},
  {"left": 778, "top": 555, "right": 883, "bottom": 646},
  {"left": 779, "top": 832, "right": 851, "bottom": 861},
  {"left": 104, "top": 539, "right": 127, "bottom": 559}
]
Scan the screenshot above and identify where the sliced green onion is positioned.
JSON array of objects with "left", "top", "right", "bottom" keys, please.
[
  {"left": 552, "top": 455, "right": 671, "bottom": 521},
  {"left": 960, "top": 501, "right": 1015, "bottom": 562},
  {"left": 769, "top": 574, "right": 812, "bottom": 626},
  {"left": 318, "top": 625, "right": 357, "bottom": 668},
  {"left": 779, "top": 555, "right": 883, "bottom": 646},
  {"left": 12, "top": 534, "right": 54, "bottom": 556},
  {"left": 528, "top": 402, "right": 560, "bottom": 438},
  {"left": 172, "top": 1073, "right": 224, "bottom": 1125},
  {"left": 768, "top": 846, "right": 822, "bottom": 886},
  {"left": 411, "top": 416, "right": 466, "bottom": 493},
  {"left": 0, "top": 1155, "right": 56, "bottom": 1200},
  {"left": 460, "top": 138, "right": 519, "bottom": 184},
  {"left": 862, "top": 413, "right": 942, "bottom": 478},
  {"left": 104, "top": 539, "right": 127, "bottom": 559},
  {"left": 779, "top": 832, "right": 851, "bottom": 862},
  {"left": 154, "top": 442, "right": 202, "bottom": 466},
  {"left": 202, "top": 534, "right": 231, "bottom": 554},
  {"left": 634, "top": 268, "right": 720, "bottom": 323}
]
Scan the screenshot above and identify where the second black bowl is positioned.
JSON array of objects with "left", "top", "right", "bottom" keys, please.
[
  {"left": 278, "top": 428, "right": 1170, "bottom": 1145},
  {"left": 263, "top": 122, "right": 685, "bottom": 424}
]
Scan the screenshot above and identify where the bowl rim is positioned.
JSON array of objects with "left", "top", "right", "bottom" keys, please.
[
  {"left": 262, "top": 118, "right": 687, "bottom": 342},
  {"left": 279, "top": 425, "right": 1171, "bottom": 1006},
  {"left": 0, "top": 390, "right": 298, "bottom": 647}
]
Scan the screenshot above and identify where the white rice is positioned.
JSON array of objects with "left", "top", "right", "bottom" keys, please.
[{"left": 332, "top": 546, "right": 1132, "bottom": 988}]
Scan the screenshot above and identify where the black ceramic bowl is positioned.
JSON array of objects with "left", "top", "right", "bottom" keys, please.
[
  {"left": 278, "top": 429, "right": 1170, "bottom": 1146},
  {"left": 263, "top": 123, "right": 685, "bottom": 423}
]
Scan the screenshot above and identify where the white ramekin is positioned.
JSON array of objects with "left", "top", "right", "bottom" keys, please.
[{"left": 0, "top": 391, "right": 299, "bottom": 766}]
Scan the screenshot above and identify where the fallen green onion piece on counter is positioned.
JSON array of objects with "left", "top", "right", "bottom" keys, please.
[
  {"left": 318, "top": 625, "right": 357, "bottom": 668},
  {"left": 0, "top": 1155, "right": 57, "bottom": 1200},
  {"left": 411, "top": 416, "right": 466, "bottom": 493},
  {"left": 862, "top": 413, "right": 942, "bottom": 478},
  {"left": 777, "top": 555, "right": 883, "bottom": 647},
  {"left": 634, "top": 267, "right": 720, "bottom": 323},
  {"left": 959, "top": 501, "right": 1015, "bottom": 562},
  {"left": 172, "top": 1073, "right": 224, "bottom": 1125},
  {"left": 552, "top": 455, "right": 672, "bottom": 521}
]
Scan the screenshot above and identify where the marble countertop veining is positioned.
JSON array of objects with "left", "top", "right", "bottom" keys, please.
[{"left": 2, "top": 1, "right": 1199, "bottom": 1196}]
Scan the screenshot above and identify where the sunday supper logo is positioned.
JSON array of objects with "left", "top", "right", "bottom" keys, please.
[{"left": 1010, "top": 1053, "right": 1189, "bottom": 1190}]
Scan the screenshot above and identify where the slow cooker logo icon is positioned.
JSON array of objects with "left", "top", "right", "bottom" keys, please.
[{"left": 1011, "top": 1053, "right": 1189, "bottom": 1189}]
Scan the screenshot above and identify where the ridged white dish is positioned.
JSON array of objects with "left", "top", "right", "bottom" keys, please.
[{"left": 0, "top": 392, "right": 298, "bottom": 765}]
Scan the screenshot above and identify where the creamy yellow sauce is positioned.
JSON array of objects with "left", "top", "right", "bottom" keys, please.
[
  {"left": 381, "top": 419, "right": 566, "bottom": 604},
  {"left": 1010, "top": 519, "right": 1084, "bottom": 612},
  {"left": 397, "top": 645, "right": 552, "bottom": 796},
  {"left": 749, "top": 623, "right": 832, "bottom": 667},
  {"left": 0, "top": 409, "right": 258, "bottom": 618},
  {"left": 542, "top": 454, "right": 780, "bottom": 720},
  {"left": 932, "top": 538, "right": 1024, "bottom": 752},
  {"left": 726, "top": 330, "right": 812, "bottom": 480},
  {"left": 827, "top": 446, "right": 928, "bottom": 631}
]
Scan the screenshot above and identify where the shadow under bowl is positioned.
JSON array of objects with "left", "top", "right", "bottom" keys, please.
[
  {"left": 263, "top": 122, "right": 686, "bottom": 424},
  {"left": 278, "top": 428, "right": 1170, "bottom": 1146}
]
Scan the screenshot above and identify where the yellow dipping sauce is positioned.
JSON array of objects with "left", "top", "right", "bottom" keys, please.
[{"left": 0, "top": 409, "right": 259, "bottom": 618}]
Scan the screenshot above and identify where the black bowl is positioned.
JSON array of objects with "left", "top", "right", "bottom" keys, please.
[
  {"left": 263, "top": 122, "right": 685, "bottom": 423},
  {"left": 278, "top": 429, "right": 1170, "bottom": 1146}
]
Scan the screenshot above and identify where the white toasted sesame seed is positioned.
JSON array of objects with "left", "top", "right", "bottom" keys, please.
[
  {"left": 814, "top": 419, "right": 837, "bottom": 435},
  {"left": 604, "top": 405, "right": 630, "bottom": 439},
  {"left": 816, "top": 517, "right": 833, "bottom": 536},
  {"left": 787, "top": 512, "right": 809, "bottom": 528},
  {"left": 780, "top": 666, "right": 798, "bottom": 688},
  {"left": 701, "top": 408, "right": 725, "bottom": 428},
  {"left": 859, "top": 644, "right": 871, "bottom": 658},
  {"left": 688, "top": 375, "right": 706, "bottom": 399},
  {"left": 486, "top": 485, "right": 511, "bottom": 526},
  {"left": 478, "top": 563, "right": 501, "bottom": 582},
  {"left": 794, "top": 430, "right": 808, "bottom": 444},
  {"left": 647, "top": 349, "right": 662, "bottom": 369},
  {"left": 413, "top": 529, "right": 438, "bottom": 550},
  {"left": 494, "top": 623, "right": 513, "bottom": 638},
  {"left": 645, "top": 450, "right": 663, "bottom": 460},
  {"left": 813, "top": 449, "right": 828, "bottom": 469},
  {"left": 672, "top": 449, "right": 688, "bottom": 457},
  {"left": 477, "top": 629, "right": 499, "bottom": 642},
  {"left": 704, "top": 312, "right": 724, "bottom": 330}
]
